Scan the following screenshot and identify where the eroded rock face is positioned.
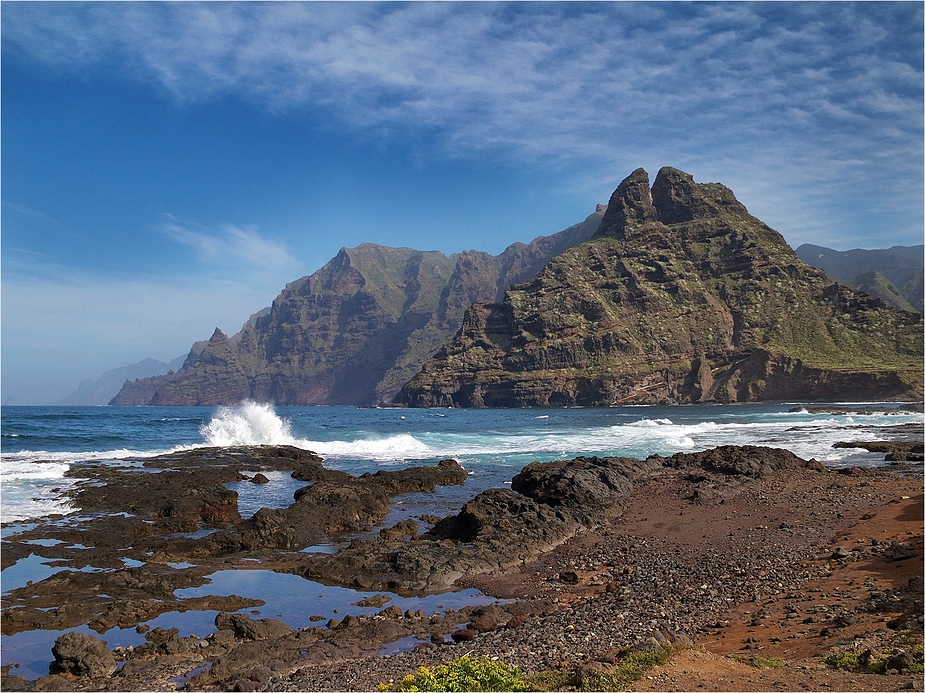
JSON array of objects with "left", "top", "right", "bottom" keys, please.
[
  {"left": 300, "top": 455, "right": 663, "bottom": 593},
  {"left": 111, "top": 210, "right": 604, "bottom": 406},
  {"left": 398, "top": 167, "right": 923, "bottom": 407}
]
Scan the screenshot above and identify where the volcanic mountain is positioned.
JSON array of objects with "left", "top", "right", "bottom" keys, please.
[
  {"left": 396, "top": 167, "right": 923, "bottom": 407},
  {"left": 111, "top": 210, "right": 604, "bottom": 406}
]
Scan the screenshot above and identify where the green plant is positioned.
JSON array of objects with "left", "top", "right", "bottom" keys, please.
[
  {"left": 730, "top": 654, "right": 785, "bottom": 668},
  {"left": 523, "top": 670, "right": 576, "bottom": 691},
  {"left": 824, "top": 651, "right": 860, "bottom": 670},
  {"left": 824, "top": 636, "right": 925, "bottom": 675},
  {"left": 380, "top": 656, "right": 528, "bottom": 692},
  {"left": 578, "top": 646, "right": 670, "bottom": 691}
]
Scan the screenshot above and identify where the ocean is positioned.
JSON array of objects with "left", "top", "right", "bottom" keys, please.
[
  {"left": 1, "top": 402, "right": 920, "bottom": 525},
  {"left": 1, "top": 402, "right": 921, "bottom": 679}
]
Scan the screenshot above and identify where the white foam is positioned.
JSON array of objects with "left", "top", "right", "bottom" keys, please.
[
  {"left": 296, "top": 433, "right": 433, "bottom": 461},
  {"left": 0, "top": 459, "right": 71, "bottom": 483},
  {"left": 201, "top": 401, "right": 295, "bottom": 446}
]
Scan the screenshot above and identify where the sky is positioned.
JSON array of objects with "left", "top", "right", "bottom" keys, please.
[{"left": 2, "top": 2, "right": 923, "bottom": 405}]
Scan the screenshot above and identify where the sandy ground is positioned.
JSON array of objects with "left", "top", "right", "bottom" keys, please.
[{"left": 451, "top": 467, "right": 924, "bottom": 693}]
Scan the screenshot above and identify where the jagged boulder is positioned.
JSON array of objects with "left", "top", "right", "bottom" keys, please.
[
  {"left": 215, "top": 613, "right": 293, "bottom": 641},
  {"left": 50, "top": 632, "right": 116, "bottom": 678}
]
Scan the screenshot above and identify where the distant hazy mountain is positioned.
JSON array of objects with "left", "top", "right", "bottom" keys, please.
[
  {"left": 110, "top": 209, "right": 605, "bottom": 406},
  {"left": 53, "top": 356, "right": 186, "bottom": 406},
  {"left": 796, "top": 243, "right": 923, "bottom": 312}
]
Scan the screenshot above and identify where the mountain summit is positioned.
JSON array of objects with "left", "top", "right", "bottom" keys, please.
[{"left": 397, "top": 167, "right": 923, "bottom": 406}]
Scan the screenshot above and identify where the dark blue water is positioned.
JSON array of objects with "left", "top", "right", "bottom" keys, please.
[{"left": 2, "top": 402, "right": 919, "bottom": 523}]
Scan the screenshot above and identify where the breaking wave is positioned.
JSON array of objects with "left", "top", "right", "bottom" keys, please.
[{"left": 201, "top": 401, "right": 295, "bottom": 446}]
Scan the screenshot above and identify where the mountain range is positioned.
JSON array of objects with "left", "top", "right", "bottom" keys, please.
[
  {"left": 52, "top": 356, "right": 186, "bottom": 406},
  {"left": 795, "top": 243, "right": 923, "bottom": 313},
  {"left": 111, "top": 167, "right": 923, "bottom": 407},
  {"left": 110, "top": 209, "right": 604, "bottom": 405}
]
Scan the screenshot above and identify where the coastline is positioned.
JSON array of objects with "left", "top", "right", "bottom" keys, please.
[
  {"left": 2, "top": 402, "right": 922, "bottom": 690},
  {"left": 267, "top": 461, "right": 922, "bottom": 692},
  {"left": 2, "top": 438, "right": 922, "bottom": 691}
]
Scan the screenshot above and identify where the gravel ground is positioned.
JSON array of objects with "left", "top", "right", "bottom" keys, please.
[{"left": 264, "top": 466, "right": 922, "bottom": 692}]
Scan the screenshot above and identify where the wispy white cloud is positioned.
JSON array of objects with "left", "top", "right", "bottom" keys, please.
[
  {"left": 158, "top": 217, "right": 300, "bottom": 272},
  {"left": 2, "top": 2, "right": 921, "bottom": 244},
  {"left": 1, "top": 2, "right": 920, "bottom": 402}
]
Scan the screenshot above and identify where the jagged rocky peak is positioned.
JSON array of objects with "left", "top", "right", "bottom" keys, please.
[
  {"left": 651, "top": 166, "right": 743, "bottom": 224},
  {"left": 594, "top": 167, "right": 657, "bottom": 238},
  {"left": 596, "top": 166, "right": 750, "bottom": 238},
  {"left": 397, "top": 165, "right": 923, "bottom": 407}
]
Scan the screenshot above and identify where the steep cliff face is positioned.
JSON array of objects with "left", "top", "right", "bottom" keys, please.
[
  {"left": 397, "top": 167, "right": 923, "bottom": 407},
  {"left": 114, "top": 210, "right": 603, "bottom": 406}
]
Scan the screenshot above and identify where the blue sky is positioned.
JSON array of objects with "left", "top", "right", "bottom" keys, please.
[{"left": 2, "top": 2, "right": 923, "bottom": 404}]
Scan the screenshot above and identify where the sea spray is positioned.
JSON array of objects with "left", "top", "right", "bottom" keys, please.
[{"left": 200, "top": 401, "right": 295, "bottom": 446}]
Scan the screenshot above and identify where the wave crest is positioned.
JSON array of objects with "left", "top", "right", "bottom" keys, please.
[{"left": 201, "top": 402, "right": 294, "bottom": 447}]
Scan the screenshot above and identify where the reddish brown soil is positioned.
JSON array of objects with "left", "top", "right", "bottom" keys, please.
[{"left": 471, "top": 471, "right": 924, "bottom": 692}]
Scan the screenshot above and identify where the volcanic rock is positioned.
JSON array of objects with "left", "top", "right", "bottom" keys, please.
[
  {"left": 112, "top": 210, "right": 604, "bottom": 406},
  {"left": 50, "top": 632, "right": 116, "bottom": 678},
  {"left": 214, "top": 613, "right": 293, "bottom": 641},
  {"left": 398, "top": 167, "right": 923, "bottom": 406},
  {"left": 299, "top": 455, "right": 662, "bottom": 593}
]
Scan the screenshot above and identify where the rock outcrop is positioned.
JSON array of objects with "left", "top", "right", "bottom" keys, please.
[
  {"left": 111, "top": 211, "right": 603, "bottom": 406},
  {"left": 298, "top": 446, "right": 825, "bottom": 594},
  {"left": 50, "top": 632, "right": 116, "bottom": 678},
  {"left": 397, "top": 167, "right": 923, "bottom": 407},
  {"left": 300, "top": 454, "right": 660, "bottom": 593}
]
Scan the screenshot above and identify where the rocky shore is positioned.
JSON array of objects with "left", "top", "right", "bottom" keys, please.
[{"left": 1, "top": 439, "right": 922, "bottom": 692}]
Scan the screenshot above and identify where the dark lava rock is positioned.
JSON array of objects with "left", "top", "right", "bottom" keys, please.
[
  {"left": 467, "top": 605, "right": 515, "bottom": 633},
  {"left": 887, "top": 650, "right": 913, "bottom": 672},
  {"left": 380, "top": 518, "right": 420, "bottom": 540},
  {"left": 251, "top": 473, "right": 270, "bottom": 484},
  {"left": 353, "top": 594, "right": 391, "bottom": 608},
  {"left": 659, "top": 445, "right": 826, "bottom": 478},
  {"left": 215, "top": 612, "right": 293, "bottom": 641},
  {"left": 213, "top": 458, "right": 467, "bottom": 554},
  {"left": 50, "top": 632, "right": 116, "bottom": 677},
  {"left": 301, "top": 455, "right": 662, "bottom": 593},
  {"left": 451, "top": 628, "right": 477, "bottom": 642},
  {"left": 512, "top": 455, "right": 658, "bottom": 519},
  {"left": 507, "top": 614, "right": 528, "bottom": 629}
]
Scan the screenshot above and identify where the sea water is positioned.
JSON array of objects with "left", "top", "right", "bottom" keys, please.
[
  {"left": 1, "top": 402, "right": 920, "bottom": 524},
  {"left": 1, "top": 402, "right": 920, "bottom": 678}
]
